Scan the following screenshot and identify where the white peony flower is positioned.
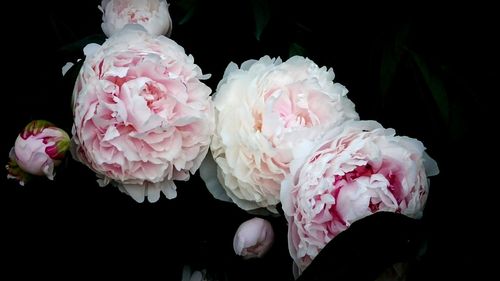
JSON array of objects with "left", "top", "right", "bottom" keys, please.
[{"left": 201, "top": 55, "right": 358, "bottom": 213}]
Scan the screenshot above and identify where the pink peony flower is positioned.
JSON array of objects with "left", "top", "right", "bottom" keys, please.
[
  {"left": 71, "top": 25, "right": 214, "bottom": 203},
  {"left": 280, "top": 120, "right": 439, "bottom": 274},
  {"left": 99, "top": 0, "right": 172, "bottom": 37},
  {"left": 6, "top": 120, "right": 70, "bottom": 185},
  {"left": 233, "top": 217, "right": 274, "bottom": 259},
  {"left": 201, "top": 56, "right": 358, "bottom": 213}
]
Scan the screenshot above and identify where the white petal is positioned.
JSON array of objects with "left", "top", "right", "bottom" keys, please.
[
  {"left": 41, "top": 162, "right": 55, "bottom": 180},
  {"left": 83, "top": 43, "right": 101, "bottom": 57},
  {"left": 199, "top": 152, "right": 233, "bottom": 202},
  {"left": 423, "top": 151, "right": 439, "bottom": 176},
  {"left": 146, "top": 182, "right": 162, "bottom": 203},
  {"left": 61, "top": 62, "right": 74, "bottom": 76},
  {"left": 181, "top": 265, "right": 192, "bottom": 281},
  {"left": 106, "top": 66, "right": 129, "bottom": 78},
  {"left": 103, "top": 125, "right": 120, "bottom": 141},
  {"left": 160, "top": 180, "right": 177, "bottom": 199},
  {"left": 279, "top": 177, "right": 294, "bottom": 215},
  {"left": 96, "top": 175, "right": 112, "bottom": 187},
  {"left": 120, "top": 183, "right": 146, "bottom": 203},
  {"left": 189, "top": 271, "right": 203, "bottom": 281},
  {"left": 321, "top": 193, "right": 335, "bottom": 204}
]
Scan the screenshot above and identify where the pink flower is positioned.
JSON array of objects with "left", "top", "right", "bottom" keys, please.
[
  {"left": 6, "top": 120, "right": 70, "bottom": 185},
  {"left": 99, "top": 0, "right": 172, "bottom": 37},
  {"left": 233, "top": 217, "right": 274, "bottom": 259},
  {"left": 280, "top": 120, "right": 439, "bottom": 274},
  {"left": 201, "top": 56, "right": 358, "bottom": 213},
  {"left": 71, "top": 25, "right": 214, "bottom": 203}
]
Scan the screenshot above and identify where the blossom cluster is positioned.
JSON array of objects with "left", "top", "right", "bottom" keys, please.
[{"left": 6, "top": 0, "right": 439, "bottom": 278}]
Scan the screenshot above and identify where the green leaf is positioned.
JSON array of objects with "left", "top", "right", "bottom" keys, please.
[
  {"left": 289, "top": 42, "right": 307, "bottom": 57},
  {"left": 59, "top": 34, "right": 106, "bottom": 54},
  {"left": 380, "top": 24, "right": 410, "bottom": 98},
  {"left": 380, "top": 47, "right": 400, "bottom": 98},
  {"left": 178, "top": 8, "right": 196, "bottom": 25},
  {"left": 6, "top": 156, "right": 31, "bottom": 186},
  {"left": 448, "top": 102, "right": 466, "bottom": 140},
  {"left": 251, "top": 0, "right": 271, "bottom": 41},
  {"left": 410, "top": 51, "right": 450, "bottom": 123},
  {"left": 175, "top": 0, "right": 201, "bottom": 25}
]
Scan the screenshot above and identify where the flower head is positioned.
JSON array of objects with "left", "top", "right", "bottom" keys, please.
[
  {"left": 71, "top": 25, "right": 214, "bottom": 203},
  {"left": 100, "top": 0, "right": 172, "bottom": 37},
  {"left": 201, "top": 56, "right": 358, "bottom": 213},
  {"left": 6, "top": 120, "right": 70, "bottom": 185},
  {"left": 280, "top": 120, "right": 439, "bottom": 273},
  {"left": 233, "top": 217, "right": 274, "bottom": 259}
]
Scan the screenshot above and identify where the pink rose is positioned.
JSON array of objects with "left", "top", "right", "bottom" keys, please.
[
  {"left": 280, "top": 120, "right": 439, "bottom": 273},
  {"left": 99, "top": 0, "right": 172, "bottom": 37},
  {"left": 201, "top": 56, "right": 358, "bottom": 213},
  {"left": 71, "top": 25, "right": 214, "bottom": 203},
  {"left": 233, "top": 217, "right": 274, "bottom": 259},
  {"left": 7, "top": 120, "right": 70, "bottom": 186}
]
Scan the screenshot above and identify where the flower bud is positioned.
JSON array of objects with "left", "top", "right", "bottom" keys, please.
[
  {"left": 99, "top": 0, "right": 172, "bottom": 37},
  {"left": 181, "top": 265, "right": 213, "bottom": 281},
  {"left": 6, "top": 120, "right": 70, "bottom": 185},
  {"left": 233, "top": 217, "right": 274, "bottom": 259}
]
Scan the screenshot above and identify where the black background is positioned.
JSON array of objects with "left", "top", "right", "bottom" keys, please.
[{"left": 1, "top": 1, "right": 496, "bottom": 280}]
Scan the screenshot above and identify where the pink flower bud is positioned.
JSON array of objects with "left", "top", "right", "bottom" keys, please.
[
  {"left": 233, "top": 217, "right": 274, "bottom": 259},
  {"left": 6, "top": 120, "right": 70, "bottom": 185}
]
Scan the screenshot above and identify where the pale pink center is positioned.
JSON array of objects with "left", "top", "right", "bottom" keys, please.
[
  {"left": 329, "top": 162, "right": 404, "bottom": 224},
  {"left": 274, "top": 91, "right": 315, "bottom": 129},
  {"left": 127, "top": 11, "right": 150, "bottom": 23}
]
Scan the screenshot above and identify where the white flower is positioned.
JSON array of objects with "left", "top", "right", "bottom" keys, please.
[{"left": 201, "top": 55, "right": 358, "bottom": 213}]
